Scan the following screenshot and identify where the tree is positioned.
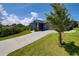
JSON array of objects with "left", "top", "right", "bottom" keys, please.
[
  {"left": 0, "top": 23, "right": 30, "bottom": 37},
  {"left": 46, "top": 3, "right": 73, "bottom": 45},
  {"left": 71, "top": 20, "right": 78, "bottom": 28},
  {"left": 0, "top": 22, "right": 3, "bottom": 27}
]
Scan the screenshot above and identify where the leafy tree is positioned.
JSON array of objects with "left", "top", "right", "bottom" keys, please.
[
  {"left": 71, "top": 20, "right": 78, "bottom": 28},
  {"left": 0, "top": 24, "right": 31, "bottom": 37},
  {"left": 46, "top": 3, "right": 73, "bottom": 45}
]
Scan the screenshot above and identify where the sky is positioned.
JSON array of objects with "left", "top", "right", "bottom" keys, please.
[
  {"left": 0, "top": 3, "right": 52, "bottom": 19},
  {"left": 0, "top": 3, "right": 79, "bottom": 25}
]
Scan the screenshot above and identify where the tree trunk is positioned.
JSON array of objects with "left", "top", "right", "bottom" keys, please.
[{"left": 58, "top": 32, "right": 63, "bottom": 45}]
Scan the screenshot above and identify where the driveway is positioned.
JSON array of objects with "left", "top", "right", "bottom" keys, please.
[{"left": 0, "top": 30, "right": 53, "bottom": 56}]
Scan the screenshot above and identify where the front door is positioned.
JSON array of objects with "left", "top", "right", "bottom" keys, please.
[{"left": 39, "top": 23, "right": 44, "bottom": 31}]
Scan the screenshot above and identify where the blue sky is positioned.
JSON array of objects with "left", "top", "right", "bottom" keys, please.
[
  {"left": 0, "top": 3, "right": 79, "bottom": 21},
  {"left": 0, "top": 3, "right": 52, "bottom": 19},
  {"left": 65, "top": 3, "right": 79, "bottom": 21}
]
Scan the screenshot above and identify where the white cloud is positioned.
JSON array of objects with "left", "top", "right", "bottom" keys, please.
[
  {"left": 7, "top": 14, "right": 20, "bottom": 24},
  {"left": 1, "top": 11, "right": 8, "bottom": 16},
  {"left": 0, "top": 4, "right": 21, "bottom": 25},
  {"left": 21, "top": 16, "right": 35, "bottom": 26},
  {"left": 1, "top": 14, "right": 21, "bottom": 25},
  {"left": 0, "top": 4, "right": 4, "bottom": 11},
  {"left": 21, "top": 18, "right": 31, "bottom": 26},
  {"left": 1, "top": 11, "right": 43, "bottom": 26},
  {"left": 0, "top": 4, "right": 43, "bottom": 26},
  {"left": 31, "top": 12, "right": 38, "bottom": 18},
  {"left": 21, "top": 12, "right": 40, "bottom": 26},
  {"left": 1, "top": 20, "right": 10, "bottom": 25}
]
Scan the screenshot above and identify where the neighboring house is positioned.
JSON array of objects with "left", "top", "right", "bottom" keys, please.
[{"left": 29, "top": 20, "right": 52, "bottom": 31}]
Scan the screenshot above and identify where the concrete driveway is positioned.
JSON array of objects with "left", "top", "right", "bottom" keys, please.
[{"left": 0, "top": 30, "right": 53, "bottom": 56}]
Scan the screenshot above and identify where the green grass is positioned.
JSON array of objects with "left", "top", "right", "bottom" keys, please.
[
  {"left": 8, "top": 28, "right": 79, "bottom": 56},
  {"left": 0, "top": 30, "right": 31, "bottom": 41}
]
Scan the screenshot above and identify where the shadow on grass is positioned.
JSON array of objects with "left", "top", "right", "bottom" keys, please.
[{"left": 63, "top": 42, "right": 79, "bottom": 56}]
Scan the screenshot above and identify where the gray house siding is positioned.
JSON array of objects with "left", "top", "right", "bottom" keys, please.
[{"left": 29, "top": 20, "right": 51, "bottom": 31}]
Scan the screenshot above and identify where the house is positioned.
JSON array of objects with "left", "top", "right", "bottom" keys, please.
[{"left": 29, "top": 20, "right": 52, "bottom": 31}]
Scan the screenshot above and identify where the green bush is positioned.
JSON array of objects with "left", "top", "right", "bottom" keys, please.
[{"left": 0, "top": 24, "right": 31, "bottom": 37}]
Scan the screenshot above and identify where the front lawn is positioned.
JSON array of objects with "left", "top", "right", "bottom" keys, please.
[
  {"left": 8, "top": 28, "right": 79, "bottom": 56},
  {"left": 0, "top": 30, "right": 31, "bottom": 41}
]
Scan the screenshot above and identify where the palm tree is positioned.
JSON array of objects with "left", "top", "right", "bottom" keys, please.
[{"left": 46, "top": 3, "right": 73, "bottom": 45}]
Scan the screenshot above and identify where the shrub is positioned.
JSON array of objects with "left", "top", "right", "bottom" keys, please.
[{"left": 0, "top": 24, "right": 31, "bottom": 37}]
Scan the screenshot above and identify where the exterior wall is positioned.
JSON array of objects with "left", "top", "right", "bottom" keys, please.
[{"left": 29, "top": 20, "right": 53, "bottom": 31}]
